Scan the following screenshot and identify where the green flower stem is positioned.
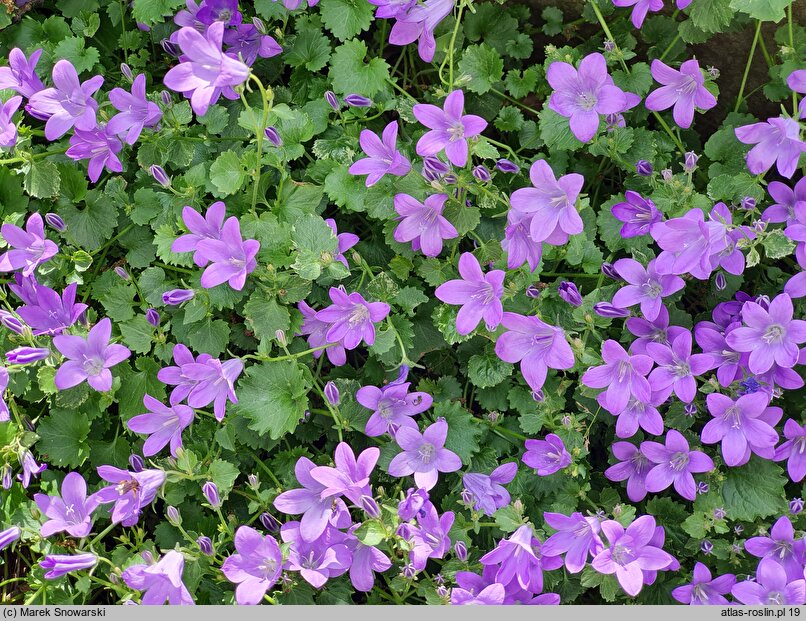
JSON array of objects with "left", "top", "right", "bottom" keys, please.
[
  {"left": 248, "top": 74, "right": 273, "bottom": 213},
  {"left": 90, "top": 224, "right": 134, "bottom": 257},
  {"left": 589, "top": 1, "right": 629, "bottom": 73},
  {"left": 651, "top": 111, "right": 686, "bottom": 155},
  {"left": 242, "top": 343, "right": 334, "bottom": 362},
  {"left": 0, "top": 148, "right": 68, "bottom": 166},
  {"left": 481, "top": 136, "right": 520, "bottom": 161},
  {"left": 489, "top": 87, "right": 541, "bottom": 118},
  {"left": 789, "top": 2, "right": 798, "bottom": 116},
  {"left": 658, "top": 33, "right": 681, "bottom": 62},
  {"left": 734, "top": 21, "right": 762, "bottom": 114},
  {"left": 87, "top": 521, "right": 118, "bottom": 549},
  {"left": 246, "top": 448, "right": 283, "bottom": 489}
]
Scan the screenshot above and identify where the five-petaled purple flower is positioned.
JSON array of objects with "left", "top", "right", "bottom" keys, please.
[
  {"left": 611, "top": 191, "right": 662, "bottom": 238},
  {"left": 413, "top": 90, "right": 487, "bottom": 167},
  {"left": 393, "top": 193, "right": 458, "bottom": 257},
  {"left": 325, "top": 219, "right": 359, "bottom": 268},
  {"left": 732, "top": 558, "right": 806, "bottom": 605},
  {"left": 0, "top": 48, "right": 45, "bottom": 99},
  {"left": 495, "top": 312, "right": 574, "bottom": 394},
  {"left": 0, "top": 213, "right": 59, "bottom": 277},
  {"left": 645, "top": 59, "right": 716, "bottom": 129},
  {"left": 671, "top": 562, "right": 736, "bottom": 605},
  {"left": 605, "top": 442, "right": 652, "bottom": 502},
  {"left": 523, "top": 434, "right": 572, "bottom": 476},
  {"left": 66, "top": 126, "right": 124, "bottom": 183},
  {"left": 592, "top": 515, "right": 676, "bottom": 597},
  {"left": 435, "top": 252, "right": 505, "bottom": 335},
  {"left": 91, "top": 466, "right": 165, "bottom": 526},
  {"left": 405, "top": 503, "right": 454, "bottom": 569},
  {"left": 582, "top": 339, "right": 653, "bottom": 413},
  {"left": 34, "top": 472, "right": 99, "bottom": 538},
  {"left": 479, "top": 524, "right": 563, "bottom": 594},
  {"left": 641, "top": 430, "right": 714, "bottom": 501},
  {"left": 542, "top": 512, "right": 604, "bottom": 574},
  {"left": 53, "top": 318, "right": 131, "bottom": 392},
  {"left": 107, "top": 74, "right": 162, "bottom": 144},
  {"left": 172, "top": 201, "right": 226, "bottom": 266},
  {"left": 356, "top": 369, "right": 432, "bottom": 437},
  {"left": 774, "top": 419, "right": 806, "bottom": 482},
  {"left": 127, "top": 395, "right": 194, "bottom": 457},
  {"left": 745, "top": 516, "right": 806, "bottom": 581},
  {"left": 612, "top": 258, "right": 684, "bottom": 321},
  {"left": 221, "top": 525, "right": 283, "bottom": 605},
  {"left": 196, "top": 216, "right": 260, "bottom": 291},
  {"left": 735, "top": 116, "right": 806, "bottom": 179},
  {"left": 28, "top": 60, "right": 103, "bottom": 140},
  {"left": 315, "top": 287, "right": 390, "bottom": 350},
  {"left": 280, "top": 522, "right": 352, "bottom": 589},
  {"left": 0, "top": 96, "right": 22, "bottom": 148},
  {"left": 646, "top": 331, "right": 711, "bottom": 403},
  {"left": 348, "top": 121, "right": 411, "bottom": 186},
  {"left": 310, "top": 442, "right": 380, "bottom": 507},
  {"left": 388, "top": 419, "right": 462, "bottom": 491},
  {"left": 122, "top": 550, "right": 195, "bottom": 605},
  {"left": 547, "top": 53, "right": 634, "bottom": 143},
  {"left": 462, "top": 463, "right": 518, "bottom": 516},
  {"left": 509, "top": 159, "right": 584, "bottom": 246},
  {"left": 701, "top": 392, "right": 780, "bottom": 467},
  {"left": 15, "top": 281, "right": 86, "bottom": 336}
]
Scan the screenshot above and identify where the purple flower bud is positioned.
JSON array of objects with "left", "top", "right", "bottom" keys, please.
[
  {"left": 683, "top": 151, "right": 699, "bottom": 172},
  {"left": 161, "top": 90, "right": 172, "bottom": 106},
  {"left": 753, "top": 219, "right": 766, "bottom": 233},
  {"left": 454, "top": 540, "right": 468, "bottom": 561},
  {"left": 162, "top": 289, "right": 195, "bottom": 305},
  {"left": 252, "top": 16, "right": 266, "bottom": 33},
  {"left": 145, "top": 308, "right": 160, "bottom": 327},
  {"left": 755, "top": 294, "right": 770, "bottom": 310},
  {"left": 1, "top": 465, "right": 11, "bottom": 490},
  {"left": 44, "top": 213, "right": 66, "bottom": 232},
  {"left": 6, "top": 347, "right": 49, "bottom": 365},
  {"left": 120, "top": 63, "right": 133, "bottom": 81},
  {"left": 247, "top": 473, "right": 258, "bottom": 489},
  {"left": 486, "top": 411, "right": 499, "bottom": 423},
  {"left": 562, "top": 414, "right": 573, "bottom": 427},
  {"left": 593, "top": 302, "right": 631, "bottom": 318},
  {"left": 396, "top": 523, "right": 414, "bottom": 539},
  {"left": 436, "top": 586, "right": 448, "bottom": 598},
  {"left": 114, "top": 266, "right": 130, "bottom": 281},
  {"left": 264, "top": 126, "right": 282, "bottom": 147},
  {"left": 423, "top": 156, "right": 450, "bottom": 176},
  {"left": 697, "top": 481, "right": 709, "bottom": 494},
  {"left": 600, "top": 262, "right": 622, "bottom": 282},
  {"left": 402, "top": 563, "right": 417, "bottom": 579},
  {"left": 324, "top": 91, "right": 339, "bottom": 110},
  {"left": 161, "top": 38, "right": 180, "bottom": 57},
  {"left": 603, "top": 39, "right": 616, "bottom": 52},
  {"left": 558, "top": 281, "right": 583, "bottom": 307},
  {"left": 790, "top": 498, "right": 804, "bottom": 515},
  {"left": 443, "top": 174, "right": 458, "bottom": 185},
  {"left": 495, "top": 158, "right": 520, "bottom": 173},
  {"left": 734, "top": 524, "right": 744, "bottom": 534},
  {"left": 0, "top": 312, "right": 25, "bottom": 335},
  {"left": 166, "top": 505, "right": 182, "bottom": 525},
  {"left": 141, "top": 551, "right": 155, "bottom": 565},
  {"left": 715, "top": 273, "right": 727, "bottom": 291},
  {"left": 275, "top": 329, "right": 287, "bottom": 347},
  {"left": 422, "top": 168, "right": 439, "bottom": 182},
  {"left": 700, "top": 540, "right": 713, "bottom": 554},
  {"left": 708, "top": 66, "right": 720, "bottom": 79},
  {"left": 434, "top": 574, "right": 445, "bottom": 585},
  {"left": 259, "top": 512, "right": 281, "bottom": 533},
  {"left": 532, "top": 389, "right": 545, "bottom": 402},
  {"left": 344, "top": 94, "right": 372, "bottom": 107},
  {"left": 391, "top": 365, "right": 410, "bottom": 386},
  {"left": 472, "top": 165, "right": 491, "bottom": 182},
  {"left": 197, "top": 536, "right": 214, "bottom": 556},
  {"left": 525, "top": 284, "right": 541, "bottom": 299},
  {"left": 661, "top": 168, "right": 673, "bottom": 181},
  {"left": 360, "top": 495, "right": 381, "bottom": 519},
  {"left": 128, "top": 454, "right": 144, "bottom": 472},
  {"left": 713, "top": 507, "right": 726, "bottom": 520},
  {"left": 740, "top": 196, "right": 756, "bottom": 211},
  {"left": 684, "top": 403, "right": 697, "bottom": 416},
  {"left": 301, "top": 409, "right": 311, "bottom": 423},
  {"left": 202, "top": 481, "right": 221, "bottom": 508},
  {"left": 636, "top": 160, "right": 653, "bottom": 176},
  {"left": 324, "top": 381, "right": 340, "bottom": 406},
  {"left": 150, "top": 165, "right": 171, "bottom": 188}
]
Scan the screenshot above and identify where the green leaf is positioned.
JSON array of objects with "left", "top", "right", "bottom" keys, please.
[
  {"left": 354, "top": 521, "right": 386, "bottom": 546},
  {"left": 688, "top": 0, "right": 735, "bottom": 33},
  {"left": 721, "top": 456, "right": 787, "bottom": 521},
  {"left": 286, "top": 27, "right": 332, "bottom": 71},
  {"left": 505, "top": 68, "right": 539, "bottom": 99},
  {"left": 243, "top": 293, "right": 291, "bottom": 341},
  {"left": 58, "top": 196, "right": 119, "bottom": 251},
  {"left": 291, "top": 214, "right": 339, "bottom": 280},
  {"left": 187, "top": 317, "right": 230, "bottom": 357},
  {"left": 24, "top": 160, "right": 61, "bottom": 199},
  {"left": 119, "top": 316, "right": 155, "bottom": 355},
  {"left": 763, "top": 229, "right": 795, "bottom": 259},
  {"left": 730, "top": 0, "right": 788, "bottom": 21},
  {"left": 433, "top": 401, "right": 482, "bottom": 464},
  {"left": 131, "top": 0, "right": 185, "bottom": 24},
  {"left": 208, "top": 459, "right": 240, "bottom": 496},
  {"left": 210, "top": 150, "right": 247, "bottom": 197},
  {"left": 329, "top": 40, "right": 390, "bottom": 97},
  {"left": 494, "top": 505, "right": 525, "bottom": 533},
  {"left": 319, "top": 0, "right": 373, "bottom": 40},
  {"left": 233, "top": 361, "right": 311, "bottom": 439},
  {"left": 538, "top": 108, "right": 582, "bottom": 152},
  {"left": 52, "top": 36, "right": 99, "bottom": 73},
  {"left": 467, "top": 352, "right": 513, "bottom": 389},
  {"left": 38, "top": 410, "right": 91, "bottom": 467},
  {"left": 393, "top": 287, "right": 429, "bottom": 317},
  {"left": 458, "top": 44, "right": 504, "bottom": 95}
]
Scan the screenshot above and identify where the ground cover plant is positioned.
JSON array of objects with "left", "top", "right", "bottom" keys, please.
[{"left": 0, "top": 0, "right": 804, "bottom": 606}]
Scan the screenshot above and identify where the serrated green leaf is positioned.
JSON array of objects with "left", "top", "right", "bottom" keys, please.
[{"left": 38, "top": 410, "right": 91, "bottom": 467}]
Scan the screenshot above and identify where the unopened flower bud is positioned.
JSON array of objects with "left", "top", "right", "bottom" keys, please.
[
  {"left": 0, "top": 312, "right": 24, "bottom": 335},
  {"left": 260, "top": 512, "right": 280, "bottom": 533},
  {"left": 593, "top": 302, "right": 630, "bottom": 318},
  {"left": 162, "top": 289, "right": 194, "bottom": 305},
  {"left": 601, "top": 262, "right": 621, "bottom": 281},
  {"left": 740, "top": 196, "right": 756, "bottom": 211},
  {"left": 44, "top": 213, "right": 66, "bottom": 232},
  {"left": 526, "top": 284, "right": 541, "bottom": 299},
  {"left": 532, "top": 389, "right": 544, "bottom": 402},
  {"left": 443, "top": 173, "right": 457, "bottom": 185},
  {"left": 562, "top": 415, "right": 573, "bottom": 427},
  {"left": 461, "top": 488, "right": 474, "bottom": 506},
  {"left": 324, "top": 91, "right": 339, "bottom": 110},
  {"left": 146, "top": 308, "right": 160, "bottom": 327},
  {"left": 161, "top": 38, "right": 180, "bottom": 57},
  {"left": 166, "top": 506, "right": 182, "bottom": 525},
  {"left": 202, "top": 482, "right": 221, "bottom": 508},
  {"left": 683, "top": 151, "right": 699, "bottom": 172},
  {"left": 700, "top": 540, "right": 713, "bottom": 554},
  {"left": 324, "top": 381, "right": 340, "bottom": 406},
  {"left": 790, "top": 498, "right": 804, "bottom": 515},
  {"left": 684, "top": 403, "right": 698, "bottom": 416},
  {"left": 247, "top": 473, "right": 259, "bottom": 489},
  {"left": 129, "top": 454, "right": 144, "bottom": 472},
  {"left": 454, "top": 541, "right": 468, "bottom": 561},
  {"left": 486, "top": 411, "right": 499, "bottom": 423},
  {"left": 661, "top": 168, "right": 673, "bottom": 181},
  {"left": 558, "top": 281, "right": 582, "bottom": 307},
  {"left": 402, "top": 563, "right": 417, "bottom": 579},
  {"left": 713, "top": 507, "right": 727, "bottom": 520},
  {"left": 6, "top": 347, "right": 49, "bottom": 365},
  {"left": 2, "top": 465, "right": 12, "bottom": 489},
  {"left": 264, "top": 126, "right": 282, "bottom": 147},
  {"left": 274, "top": 329, "right": 287, "bottom": 347},
  {"left": 636, "top": 160, "right": 653, "bottom": 177},
  {"left": 697, "top": 481, "right": 709, "bottom": 494},
  {"left": 707, "top": 66, "right": 719, "bottom": 79},
  {"left": 436, "top": 586, "right": 448, "bottom": 598},
  {"left": 734, "top": 524, "right": 744, "bottom": 534},
  {"left": 141, "top": 551, "right": 155, "bottom": 564},
  {"left": 361, "top": 495, "right": 381, "bottom": 519},
  {"left": 160, "top": 90, "right": 172, "bottom": 106},
  {"left": 120, "top": 63, "right": 133, "bottom": 81},
  {"left": 197, "top": 536, "right": 214, "bottom": 556},
  {"left": 252, "top": 16, "right": 266, "bottom": 33},
  {"left": 150, "top": 165, "right": 171, "bottom": 188},
  {"left": 114, "top": 266, "right": 130, "bottom": 281},
  {"left": 603, "top": 39, "right": 615, "bottom": 52},
  {"left": 715, "top": 273, "right": 727, "bottom": 291},
  {"left": 495, "top": 159, "right": 520, "bottom": 173},
  {"left": 344, "top": 94, "right": 372, "bottom": 107},
  {"left": 423, "top": 156, "right": 449, "bottom": 176},
  {"left": 472, "top": 165, "right": 491, "bottom": 182}
]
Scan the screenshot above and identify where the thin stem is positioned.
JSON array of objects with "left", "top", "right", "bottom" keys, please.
[
  {"left": 651, "top": 111, "right": 686, "bottom": 155},
  {"left": 590, "top": 1, "right": 629, "bottom": 73},
  {"left": 658, "top": 33, "right": 681, "bottom": 62},
  {"left": 248, "top": 74, "right": 273, "bottom": 213},
  {"left": 242, "top": 343, "right": 334, "bottom": 362},
  {"left": 734, "top": 21, "right": 762, "bottom": 114},
  {"left": 87, "top": 522, "right": 117, "bottom": 549},
  {"left": 447, "top": 3, "right": 465, "bottom": 89},
  {"left": 789, "top": 2, "right": 798, "bottom": 116}
]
